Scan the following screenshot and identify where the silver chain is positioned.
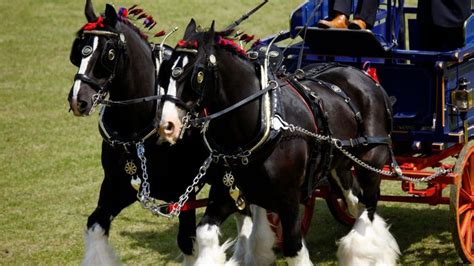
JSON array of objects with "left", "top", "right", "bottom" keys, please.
[
  {"left": 135, "top": 143, "right": 213, "bottom": 218},
  {"left": 275, "top": 117, "right": 451, "bottom": 183},
  {"left": 136, "top": 142, "right": 174, "bottom": 218},
  {"left": 169, "top": 154, "right": 213, "bottom": 217}
]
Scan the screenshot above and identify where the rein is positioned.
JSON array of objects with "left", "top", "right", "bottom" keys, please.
[
  {"left": 99, "top": 94, "right": 190, "bottom": 110},
  {"left": 188, "top": 80, "right": 278, "bottom": 128}
]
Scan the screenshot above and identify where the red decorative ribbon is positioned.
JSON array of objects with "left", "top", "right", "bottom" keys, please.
[
  {"left": 177, "top": 39, "right": 199, "bottom": 49},
  {"left": 82, "top": 16, "right": 105, "bottom": 31}
]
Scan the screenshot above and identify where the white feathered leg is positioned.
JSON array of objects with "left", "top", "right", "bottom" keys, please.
[
  {"left": 337, "top": 210, "right": 400, "bottom": 266},
  {"left": 82, "top": 223, "right": 120, "bottom": 266},
  {"left": 285, "top": 240, "right": 313, "bottom": 266},
  {"left": 227, "top": 212, "right": 253, "bottom": 265},
  {"left": 242, "top": 205, "right": 276, "bottom": 266},
  {"left": 195, "top": 224, "right": 234, "bottom": 265}
]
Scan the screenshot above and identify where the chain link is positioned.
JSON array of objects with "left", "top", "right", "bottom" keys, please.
[
  {"left": 136, "top": 142, "right": 173, "bottom": 218},
  {"left": 169, "top": 154, "right": 213, "bottom": 217},
  {"left": 135, "top": 142, "right": 213, "bottom": 218},
  {"left": 90, "top": 90, "right": 108, "bottom": 115},
  {"left": 276, "top": 117, "right": 451, "bottom": 183}
]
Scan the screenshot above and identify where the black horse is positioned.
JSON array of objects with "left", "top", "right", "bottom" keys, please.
[
  {"left": 157, "top": 20, "right": 401, "bottom": 265},
  {"left": 66, "top": 2, "right": 255, "bottom": 264}
]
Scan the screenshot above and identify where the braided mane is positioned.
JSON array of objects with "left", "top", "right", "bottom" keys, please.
[
  {"left": 76, "top": 5, "right": 164, "bottom": 41},
  {"left": 176, "top": 27, "right": 259, "bottom": 59}
]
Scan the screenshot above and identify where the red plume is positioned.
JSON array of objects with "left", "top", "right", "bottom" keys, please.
[{"left": 154, "top": 30, "right": 166, "bottom": 37}]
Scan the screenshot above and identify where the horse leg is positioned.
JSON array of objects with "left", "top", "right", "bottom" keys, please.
[
  {"left": 229, "top": 208, "right": 253, "bottom": 265},
  {"left": 336, "top": 147, "right": 400, "bottom": 265},
  {"left": 194, "top": 183, "right": 236, "bottom": 265},
  {"left": 278, "top": 193, "right": 312, "bottom": 266},
  {"left": 179, "top": 208, "right": 197, "bottom": 266},
  {"left": 83, "top": 175, "right": 136, "bottom": 266},
  {"left": 246, "top": 205, "right": 277, "bottom": 265},
  {"left": 329, "top": 162, "right": 363, "bottom": 218}
]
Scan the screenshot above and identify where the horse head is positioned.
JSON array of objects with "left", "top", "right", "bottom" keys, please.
[
  {"left": 157, "top": 20, "right": 258, "bottom": 145},
  {"left": 68, "top": 1, "right": 156, "bottom": 117}
]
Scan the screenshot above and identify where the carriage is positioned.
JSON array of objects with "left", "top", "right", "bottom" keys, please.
[{"left": 257, "top": 0, "right": 474, "bottom": 262}]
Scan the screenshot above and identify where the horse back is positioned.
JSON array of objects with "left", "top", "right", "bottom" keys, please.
[{"left": 299, "top": 63, "right": 392, "bottom": 140}]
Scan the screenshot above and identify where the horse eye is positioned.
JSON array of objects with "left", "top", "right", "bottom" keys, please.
[
  {"left": 107, "top": 49, "right": 116, "bottom": 61},
  {"left": 81, "top": 45, "right": 93, "bottom": 57}
]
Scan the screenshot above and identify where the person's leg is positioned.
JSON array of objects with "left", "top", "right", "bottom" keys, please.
[
  {"left": 351, "top": 0, "right": 379, "bottom": 29},
  {"left": 333, "top": 0, "right": 352, "bottom": 18},
  {"left": 317, "top": 0, "right": 351, "bottom": 29}
]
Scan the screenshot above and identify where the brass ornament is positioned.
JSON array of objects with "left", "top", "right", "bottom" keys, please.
[
  {"left": 223, "top": 171, "right": 245, "bottom": 210},
  {"left": 130, "top": 176, "right": 141, "bottom": 191},
  {"left": 196, "top": 71, "right": 204, "bottom": 84},
  {"left": 222, "top": 172, "right": 234, "bottom": 187},
  {"left": 107, "top": 49, "right": 116, "bottom": 61},
  {"left": 124, "top": 161, "right": 137, "bottom": 176},
  {"left": 229, "top": 186, "right": 240, "bottom": 202},
  {"left": 172, "top": 67, "right": 183, "bottom": 78},
  {"left": 236, "top": 196, "right": 246, "bottom": 210}
]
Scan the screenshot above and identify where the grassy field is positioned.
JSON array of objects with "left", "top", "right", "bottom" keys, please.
[{"left": 0, "top": 0, "right": 464, "bottom": 265}]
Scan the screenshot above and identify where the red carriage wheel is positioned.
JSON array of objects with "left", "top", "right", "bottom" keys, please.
[
  {"left": 451, "top": 140, "right": 474, "bottom": 263},
  {"left": 325, "top": 190, "right": 356, "bottom": 226}
]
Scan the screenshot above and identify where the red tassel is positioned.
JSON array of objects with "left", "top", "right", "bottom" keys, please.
[
  {"left": 82, "top": 16, "right": 104, "bottom": 30},
  {"left": 154, "top": 30, "right": 166, "bottom": 37},
  {"left": 149, "top": 22, "right": 157, "bottom": 30},
  {"left": 130, "top": 8, "right": 143, "bottom": 16}
]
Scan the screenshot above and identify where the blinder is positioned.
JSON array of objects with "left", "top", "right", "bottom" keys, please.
[
  {"left": 70, "top": 37, "right": 89, "bottom": 67},
  {"left": 101, "top": 39, "right": 120, "bottom": 73},
  {"left": 189, "top": 54, "right": 218, "bottom": 108},
  {"left": 69, "top": 32, "right": 124, "bottom": 74},
  {"left": 191, "top": 63, "right": 207, "bottom": 95}
]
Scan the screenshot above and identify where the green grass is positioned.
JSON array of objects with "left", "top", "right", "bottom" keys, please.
[{"left": 0, "top": 0, "right": 464, "bottom": 264}]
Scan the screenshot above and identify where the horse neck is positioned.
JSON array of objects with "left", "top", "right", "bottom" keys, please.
[
  {"left": 207, "top": 50, "right": 261, "bottom": 148},
  {"left": 104, "top": 25, "right": 156, "bottom": 135}
]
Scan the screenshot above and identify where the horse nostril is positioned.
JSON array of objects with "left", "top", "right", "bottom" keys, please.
[
  {"left": 164, "top": 122, "right": 175, "bottom": 134},
  {"left": 78, "top": 100, "right": 88, "bottom": 111}
]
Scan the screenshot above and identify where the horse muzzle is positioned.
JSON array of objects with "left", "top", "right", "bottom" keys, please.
[{"left": 68, "top": 85, "right": 95, "bottom": 116}]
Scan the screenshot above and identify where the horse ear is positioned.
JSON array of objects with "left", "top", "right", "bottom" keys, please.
[
  {"left": 209, "top": 21, "right": 215, "bottom": 36},
  {"left": 184, "top": 18, "right": 197, "bottom": 39},
  {"left": 204, "top": 20, "right": 216, "bottom": 44},
  {"left": 104, "top": 4, "right": 118, "bottom": 27},
  {"left": 85, "top": 0, "right": 97, "bottom": 22}
]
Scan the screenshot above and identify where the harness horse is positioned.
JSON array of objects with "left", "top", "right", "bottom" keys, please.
[
  {"left": 157, "top": 20, "right": 401, "bottom": 265},
  {"left": 66, "top": 2, "right": 253, "bottom": 264}
]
